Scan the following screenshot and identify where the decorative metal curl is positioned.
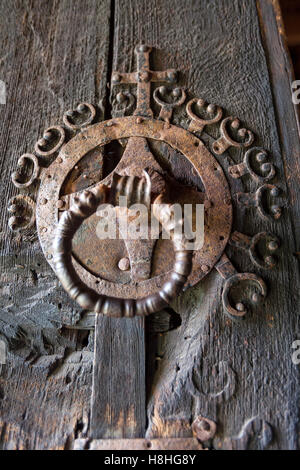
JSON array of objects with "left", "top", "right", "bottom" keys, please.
[
  {"left": 153, "top": 86, "right": 186, "bottom": 122},
  {"left": 111, "top": 91, "right": 135, "bottom": 117},
  {"left": 212, "top": 116, "right": 254, "bottom": 155},
  {"left": 229, "top": 231, "right": 280, "bottom": 270},
  {"left": 215, "top": 254, "right": 267, "bottom": 317},
  {"left": 222, "top": 273, "right": 267, "bottom": 317},
  {"left": 228, "top": 147, "right": 276, "bottom": 183},
  {"left": 250, "top": 232, "right": 280, "bottom": 269},
  {"left": 63, "top": 102, "right": 96, "bottom": 130},
  {"left": 236, "top": 184, "right": 283, "bottom": 222},
  {"left": 34, "top": 126, "right": 66, "bottom": 156},
  {"left": 186, "top": 98, "right": 223, "bottom": 134},
  {"left": 11, "top": 153, "right": 40, "bottom": 188},
  {"left": 8, "top": 195, "right": 36, "bottom": 232}
]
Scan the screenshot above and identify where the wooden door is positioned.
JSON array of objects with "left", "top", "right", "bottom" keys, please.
[{"left": 0, "top": 0, "right": 299, "bottom": 450}]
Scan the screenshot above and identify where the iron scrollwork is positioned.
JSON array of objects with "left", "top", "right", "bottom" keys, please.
[{"left": 8, "top": 43, "right": 284, "bottom": 321}]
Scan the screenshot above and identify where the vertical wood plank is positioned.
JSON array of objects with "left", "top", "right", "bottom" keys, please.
[
  {"left": 0, "top": 0, "right": 299, "bottom": 450},
  {"left": 113, "top": 0, "right": 300, "bottom": 449},
  {"left": 0, "top": 0, "right": 111, "bottom": 449},
  {"left": 90, "top": 316, "right": 145, "bottom": 438},
  {"left": 257, "top": 0, "right": 300, "bottom": 250},
  {"left": 90, "top": 0, "right": 147, "bottom": 439}
]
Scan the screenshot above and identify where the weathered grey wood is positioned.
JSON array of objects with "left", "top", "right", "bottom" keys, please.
[
  {"left": 0, "top": 0, "right": 111, "bottom": 449},
  {"left": 257, "top": 0, "right": 300, "bottom": 251},
  {"left": 112, "top": 0, "right": 300, "bottom": 449},
  {"left": 0, "top": 0, "right": 299, "bottom": 450},
  {"left": 0, "top": 351, "right": 94, "bottom": 449},
  {"left": 90, "top": 315, "right": 145, "bottom": 438}
]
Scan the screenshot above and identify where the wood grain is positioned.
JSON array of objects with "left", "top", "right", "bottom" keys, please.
[
  {"left": 112, "top": 0, "right": 300, "bottom": 449},
  {"left": 0, "top": 0, "right": 111, "bottom": 449},
  {"left": 0, "top": 0, "right": 299, "bottom": 450},
  {"left": 90, "top": 315, "right": 145, "bottom": 439},
  {"left": 257, "top": 0, "right": 300, "bottom": 251}
]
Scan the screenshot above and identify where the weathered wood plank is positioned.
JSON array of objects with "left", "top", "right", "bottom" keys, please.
[
  {"left": 0, "top": 351, "right": 93, "bottom": 450},
  {"left": 74, "top": 437, "right": 203, "bottom": 450},
  {"left": 0, "top": 0, "right": 111, "bottom": 449},
  {"left": 90, "top": 315, "right": 145, "bottom": 438},
  {"left": 113, "top": 0, "right": 300, "bottom": 449},
  {"left": 257, "top": 0, "right": 300, "bottom": 251},
  {"left": 0, "top": 0, "right": 299, "bottom": 450}
]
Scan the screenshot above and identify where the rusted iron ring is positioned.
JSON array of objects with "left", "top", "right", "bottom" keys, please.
[
  {"left": 37, "top": 116, "right": 232, "bottom": 299},
  {"left": 53, "top": 186, "right": 193, "bottom": 316}
]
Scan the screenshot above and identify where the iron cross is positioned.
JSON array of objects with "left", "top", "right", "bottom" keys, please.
[{"left": 111, "top": 44, "right": 178, "bottom": 117}]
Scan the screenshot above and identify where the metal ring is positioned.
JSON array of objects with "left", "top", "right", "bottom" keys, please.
[{"left": 53, "top": 185, "right": 193, "bottom": 317}]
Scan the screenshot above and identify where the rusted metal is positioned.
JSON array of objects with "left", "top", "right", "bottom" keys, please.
[
  {"left": 229, "top": 231, "right": 280, "bottom": 269},
  {"left": 212, "top": 116, "right": 254, "bottom": 154},
  {"left": 108, "top": 171, "right": 151, "bottom": 208},
  {"left": 111, "top": 44, "right": 178, "bottom": 117},
  {"left": 10, "top": 43, "right": 283, "bottom": 322},
  {"left": 36, "top": 115, "right": 232, "bottom": 301},
  {"left": 74, "top": 438, "right": 203, "bottom": 450},
  {"left": 111, "top": 91, "right": 135, "bottom": 117},
  {"left": 52, "top": 179, "right": 193, "bottom": 316},
  {"left": 63, "top": 102, "right": 96, "bottom": 130},
  {"left": 228, "top": 147, "right": 276, "bottom": 182},
  {"left": 215, "top": 254, "right": 267, "bottom": 317},
  {"left": 11, "top": 153, "right": 40, "bottom": 189},
  {"left": 236, "top": 184, "right": 283, "bottom": 221},
  {"left": 34, "top": 125, "right": 66, "bottom": 157},
  {"left": 8, "top": 194, "right": 36, "bottom": 233},
  {"left": 192, "top": 416, "right": 217, "bottom": 441},
  {"left": 153, "top": 86, "right": 186, "bottom": 122},
  {"left": 187, "top": 98, "right": 223, "bottom": 134},
  {"left": 118, "top": 257, "right": 130, "bottom": 271}
]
